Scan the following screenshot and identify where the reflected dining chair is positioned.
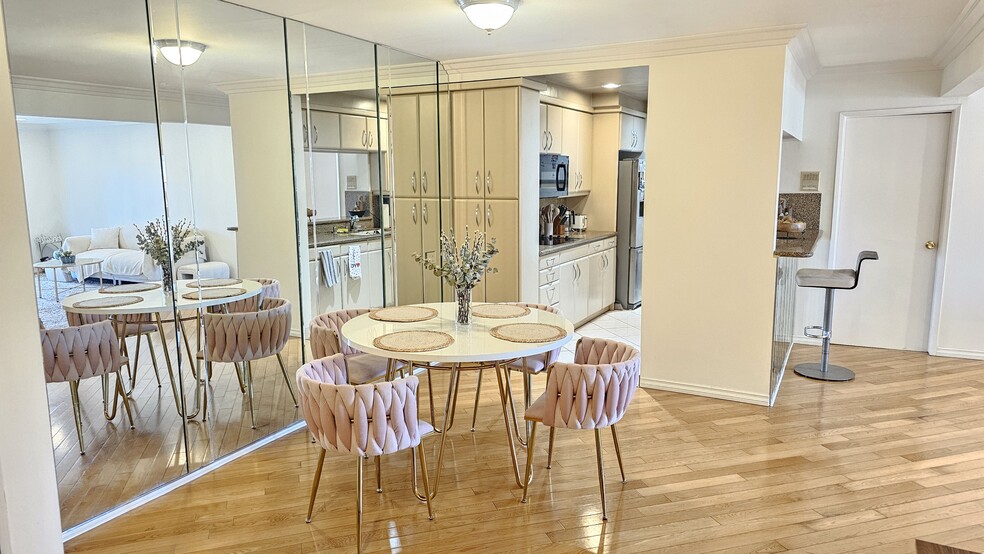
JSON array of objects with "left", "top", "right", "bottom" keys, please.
[
  {"left": 310, "top": 310, "right": 398, "bottom": 385},
  {"left": 66, "top": 311, "right": 161, "bottom": 390},
  {"left": 521, "top": 337, "right": 641, "bottom": 521},
  {"left": 199, "top": 297, "right": 295, "bottom": 428},
  {"left": 470, "top": 302, "right": 564, "bottom": 439},
  {"left": 297, "top": 353, "right": 434, "bottom": 553},
  {"left": 40, "top": 320, "right": 135, "bottom": 455},
  {"left": 220, "top": 277, "right": 280, "bottom": 313}
]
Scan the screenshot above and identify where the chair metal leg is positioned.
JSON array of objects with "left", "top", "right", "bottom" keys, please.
[
  {"left": 131, "top": 331, "right": 142, "bottom": 389},
  {"left": 524, "top": 370, "right": 533, "bottom": 444},
  {"left": 146, "top": 334, "right": 161, "bottom": 387},
  {"left": 69, "top": 381, "right": 85, "bottom": 455},
  {"left": 305, "top": 448, "right": 327, "bottom": 523},
  {"left": 356, "top": 456, "right": 364, "bottom": 554},
  {"left": 245, "top": 361, "right": 256, "bottom": 429},
  {"left": 427, "top": 368, "right": 439, "bottom": 433},
  {"left": 611, "top": 424, "right": 626, "bottom": 483},
  {"left": 521, "top": 422, "right": 537, "bottom": 503},
  {"left": 117, "top": 373, "right": 135, "bottom": 430},
  {"left": 276, "top": 352, "right": 298, "bottom": 407},
  {"left": 503, "top": 370, "right": 528, "bottom": 447},
  {"left": 594, "top": 428, "right": 608, "bottom": 521},
  {"left": 471, "top": 368, "right": 483, "bottom": 432},
  {"left": 547, "top": 427, "right": 555, "bottom": 469},
  {"left": 795, "top": 288, "right": 855, "bottom": 382},
  {"left": 375, "top": 455, "right": 382, "bottom": 493},
  {"left": 233, "top": 362, "right": 246, "bottom": 393},
  {"left": 416, "top": 444, "right": 434, "bottom": 520}
]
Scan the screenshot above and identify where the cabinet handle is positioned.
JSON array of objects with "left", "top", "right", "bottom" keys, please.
[
  {"left": 368, "top": 131, "right": 374, "bottom": 148},
  {"left": 547, "top": 131, "right": 553, "bottom": 151},
  {"left": 474, "top": 205, "right": 480, "bottom": 226},
  {"left": 411, "top": 171, "right": 417, "bottom": 193},
  {"left": 486, "top": 170, "right": 492, "bottom": 194},
  {"left": 302, "top": 123, "right": 308, "bottom": 146},
  {"left": 422, "top": 203, "right": 429, "bottom": 223},
  {"left": 475, "top": 171, "right": 481, "bottom": 194},
  {"left": 362, "top": 129, "right": 368, "bottom": 147},
  {"left": 411, "top": 204, "right": 417, "bottom": 224},
  {"left": 486, "top": 204, "right": 493, "bottom": 227},
  {"left": 543, "top": 131, "right": 548, "bottom": 151},
  {"left": 421, "top": 171, "right": 428, "bottom": 194}
]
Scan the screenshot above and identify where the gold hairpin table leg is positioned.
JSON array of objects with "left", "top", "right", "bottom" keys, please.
[{"left": 154, "top": 312, "right": 185, "bottom": 416}]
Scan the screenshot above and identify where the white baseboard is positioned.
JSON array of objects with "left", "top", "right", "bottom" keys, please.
[
  {"left": 639, "top": 377, "right": 770, "bottom": 406},
  {"left": 794, "top": 335, "right": 822, "bottom": 346},
  {"left": 62, "top": 420, "right": 306, "bottom": 542},
  {"left": 934, "top": 348, "right": 984, "bottom": 361}
]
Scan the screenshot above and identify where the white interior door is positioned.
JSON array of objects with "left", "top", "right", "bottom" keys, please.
[{"left": 831, "top": 112, "right": 950, "bottom": 351}]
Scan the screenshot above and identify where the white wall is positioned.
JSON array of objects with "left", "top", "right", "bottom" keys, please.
[
  {"left": 0, "top": 3, "right": 64, "bottom": 550},
  {"left": 643, "top": 45, "right": 787, "bottom": 406},
  {"left": 18, "top": 120, "right": 239, "bottom": 274},
  {"left": 779, "top": 69, "right": 984, "bottom": 358}
]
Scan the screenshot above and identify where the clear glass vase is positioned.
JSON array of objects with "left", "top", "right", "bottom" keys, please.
[{"left": 456, "top": 286, "right": 472, "bottom": 326}]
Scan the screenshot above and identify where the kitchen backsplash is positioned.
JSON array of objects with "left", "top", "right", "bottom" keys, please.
[{"left": 778, "top": 192, "right": 821, "bottom": 231}]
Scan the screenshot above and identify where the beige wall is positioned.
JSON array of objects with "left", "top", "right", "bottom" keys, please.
[
  {"left": 0, "top": 3, "right": 64, "bottom": 551},
  {"left": 641, "top": 46, "right": 787, "bottom": 405}
]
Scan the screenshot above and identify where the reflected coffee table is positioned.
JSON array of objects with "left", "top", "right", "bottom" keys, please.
[{"left": 33, "top": 258, "right": 103, "bottom": 301}]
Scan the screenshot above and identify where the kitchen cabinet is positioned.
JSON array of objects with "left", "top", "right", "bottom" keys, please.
[
  {"left": 540, "top": 103, "right": 564, "bottom": 154},
  {"left": 394, "top": 198, "right": 424, "bottom": 304},
  {"left": 452, "top": 198, "right": 518, "bottom": 303},
  {"left": 340, "top": 113, "right": 388, "bottom": 152},
  {"left": 620, "top": 114, "right": 646, "bottom": 152},
  {"left": 601, "top": 247, "right": 616, "bottom": 307},
  {"left": 421, "top": 198, "right": 449, "bottom": 303},
  {"left": 538, "top": 237, "right": 616, "bottom": 326},
  {"left": 391, "top": 93, "right": 442, "bottom": 199},
  {"left": 303, "top": 110, "right": 341, "bottom": 150},
  {"left": 575, "top": 110, "right": 593, "bottom": 191},
  {"left": 454, "top": 88, "right": 519, "bottom": 200},
  {"left": 309, "top": 243, "right": 390, "bottom": 316}
]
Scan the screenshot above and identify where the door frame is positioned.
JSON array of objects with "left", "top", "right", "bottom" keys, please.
[{"left": 828, "top": 105, "right": 961, "bottom": 355}]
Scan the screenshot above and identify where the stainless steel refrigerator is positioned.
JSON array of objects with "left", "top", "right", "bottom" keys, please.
[{"left": 616, "top": 158, "right": 644, "bottom": 310}]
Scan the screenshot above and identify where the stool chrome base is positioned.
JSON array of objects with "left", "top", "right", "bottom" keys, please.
[{"left": 794, "top": 363, "right": 855, "bottom": 382}]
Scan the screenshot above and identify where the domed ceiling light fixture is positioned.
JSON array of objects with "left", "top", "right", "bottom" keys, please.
[
  {"left": 457, "top": 0, "right": 521, "bottom": 34},
  {"left": 153, "top": 39, "right": 207, "bottom": 67}
]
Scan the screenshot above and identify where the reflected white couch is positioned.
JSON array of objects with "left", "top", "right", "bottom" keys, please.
[{"left": 60, "top": 225, "right": 205, "bottom": 284}]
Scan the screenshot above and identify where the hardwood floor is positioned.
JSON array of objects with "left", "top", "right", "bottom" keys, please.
[
  {"left": 49, "top": 321, "right": 304, "bottom": 530},
  {"left": 65, "top": 342, "right": 984, "bottom": 552}
]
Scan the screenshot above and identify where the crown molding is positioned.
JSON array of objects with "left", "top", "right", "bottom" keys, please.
[
  {"left": 442, "top": 24, "right": 806, "bottom": 82},
  {"left": 787, "top": 28, "right": 821, "bottom": 79},
  {"left": 10, "top": 75, "right": 229, "bottom": 108},
  {"left": 933, "top": 0, "right": 984, "bottom": 67},
  {"left": 814, "top": 58, "right": 940, "bottom": 78}
]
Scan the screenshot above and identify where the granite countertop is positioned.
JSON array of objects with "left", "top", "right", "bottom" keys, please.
[
  {"left": 539, "top": 231, "right": 618, "bottom": 257},
  {"left": 310, "top": 230, "right": 386, "bottom": 248},
  {"left": 775, "top": 230, "right": 822, "bottom": 258}
]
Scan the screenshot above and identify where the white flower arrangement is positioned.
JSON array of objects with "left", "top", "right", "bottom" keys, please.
[
  {"left": 135, "top": 217, "right": 203, "bottom": 289},
  {"left": 413, "top": 227, "right": 498, "bottom": 291}
]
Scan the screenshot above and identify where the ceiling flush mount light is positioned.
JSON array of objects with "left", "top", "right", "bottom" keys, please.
[
  {"left": 153, "top": 39, "right": 207, "bottom": 67},
  {"left": 602, "top": 83, "right": 621, "bottom": 89},
  {"left": 457, "top": 0, "right": 521, "bottom": 34}
]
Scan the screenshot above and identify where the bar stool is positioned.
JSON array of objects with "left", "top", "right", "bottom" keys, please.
[{"left": 794, "top": 250, "right": 879, "bottom": 382}]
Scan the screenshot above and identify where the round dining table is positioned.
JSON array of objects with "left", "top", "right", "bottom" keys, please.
[
  {"left": 61, "top": 278, "right": 263, "bottom": 419},
  {"left": 340, "top": 302, "right": 575, "bottom": 499}
]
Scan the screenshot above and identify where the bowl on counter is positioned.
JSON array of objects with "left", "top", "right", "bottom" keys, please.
[{"left": 777, "top": 221, "right": 807, "bottom": 234}]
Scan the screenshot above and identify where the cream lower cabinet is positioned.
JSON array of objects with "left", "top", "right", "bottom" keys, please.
[
  {"left": 421, "top": 198, "right": 449, "bottom": 303},
  {"left": 538, "top": 239, "right": 617, "bottom": 326},
  {"left": 453, "top": 198, "right": 519, "bottom": 303},
  {"left": 601, "top": 248, "right": 616, "bottom": 307},
  {"left": 309, "top": 243, "right": 390, "bottom": 317},
  {"left": 394, "top": 198, "right": 424, "bottom": 304}
]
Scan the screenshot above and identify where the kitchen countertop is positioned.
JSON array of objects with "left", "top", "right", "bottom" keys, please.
[
  {"left": 539, "top": 231, "right": 618, "bottom": 256},
  {"left": 774, "top": 230, "right": 821, "bottom": 258},
  {"left": 310, "top": 231, "right": 387, "bottom": 249}
]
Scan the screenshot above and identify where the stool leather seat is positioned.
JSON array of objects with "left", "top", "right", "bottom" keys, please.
[{"left": 796, "top": 268, "right": 857, "bottom": 289}]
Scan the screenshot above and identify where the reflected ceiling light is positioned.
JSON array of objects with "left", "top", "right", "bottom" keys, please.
[
  {"left": 153, "top": 39, "right": 207, "bottom": 67},
  {"left": 602, "top": 83, "right": 621, "bottom": 89},
  {"left": 457, "top": 0, "right": 521, "bottom": 34}
]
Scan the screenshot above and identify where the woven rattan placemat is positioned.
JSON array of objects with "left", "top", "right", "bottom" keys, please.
[
  {"left": 187, "top": 278, "right": 242, "bottom": 288},
  {"left": 99, "top": 282, "right": 161, "bottom": 294},
  {"left": 73, "top": 295, "right": 143, "bottom": 309},
  {"left": 373, "top": 330, "right": 453, "bottom": 352},
  {"left": 490, "top": 323, "right": 567, "bottom": 343},
  {"left": 181, "top": 287, "right": 246, "bottom": 300},
  {"left": 369, "top": 306, "right": 439, "bottom": 323},
  {"left": 472, "top": 304, "right": 531, "bottom": 319}
]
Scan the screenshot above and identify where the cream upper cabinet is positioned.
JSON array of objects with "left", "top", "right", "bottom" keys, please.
[
  {"left": 393, "top": 198, "right": 423, "bottom": 305},
  {"left": 483, "top": 199, "right": 519, "bottom": 302},
  {"left": 305, "top": 110, "right": 341, "bottom": 150},
  {"left": 391, "top": 96, "right": 421, "bottom": 198},
  {"left": 576, "top": 110, "right": 594, "bottom": 191},
  {"left": 340, "top": 113, "right": 388, "bottom": 152},
  {"left": 452, "top": 90, "right": 485, "bottom": 199},
  {"left": 541, "top": 103, "right": 564, "bottom": 154},
  {"left": 561, "top": 107, "right": 579, "bottom": 158},
  {"left": 418, "top": 94, "right": 440, "bottom": 198},
  {"left": 620, "top": 114, "right": 646, "bottom": 152},
  {"left": 483, "top": 88, "right": 519, "bottom": 200}
]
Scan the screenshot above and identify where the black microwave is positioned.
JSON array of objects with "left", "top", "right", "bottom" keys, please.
[{"left": 539, "top": 154, "right": 569, "bottom": 198}]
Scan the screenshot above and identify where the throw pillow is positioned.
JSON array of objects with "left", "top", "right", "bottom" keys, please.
[{"left": 90, "top": 227, "right": 120, "bottom": 250}]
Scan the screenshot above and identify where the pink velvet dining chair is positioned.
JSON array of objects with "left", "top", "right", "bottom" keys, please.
[
  {"left": 470, "top": 302, "right": 564, "bottom": 440},
  {"left": 297, "top": 353, "right": 434, "bottom": 553},
  {"left": 220, "top": 277, "right": 280, "bottom": 313},
  {"left": 40, "top": 319, "right": 135, "bottom": 454},
  {"left": 309, "top": 309, "right": 400, "bottom": 385},
  {"left": 199, "top": 297, "right": 295, "bottom": 428},
  {"left": 66, "top": 311, "right": 161, "bottom": 390},
  {"left": 521, "top": 337, "right": 641, "bottom": 521}
]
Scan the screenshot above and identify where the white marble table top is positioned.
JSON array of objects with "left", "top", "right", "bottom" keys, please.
[
  {"left": 60, "top": 279, "right": 262, "bottom": 315},
  {"left": 340, "top": 302, "right": 575, "bottom": 364}
]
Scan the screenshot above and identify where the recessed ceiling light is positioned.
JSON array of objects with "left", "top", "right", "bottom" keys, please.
[
  {"left": 602, "top": 83, "right": 621, "bottom": 89},
  {"left": 153, "top": 39, "right": 207, "bottom": 67},
  {"left": 457, "top": 0, "right": 521, "bottom": 34}
]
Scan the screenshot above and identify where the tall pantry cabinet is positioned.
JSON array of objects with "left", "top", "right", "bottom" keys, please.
[{"left": 451, "top": 82, "right": 541, "bottom": 303}]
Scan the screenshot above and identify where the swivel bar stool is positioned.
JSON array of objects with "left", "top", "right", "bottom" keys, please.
[{"left": 794, "top": 250, "right": 879, "bottom": 382}]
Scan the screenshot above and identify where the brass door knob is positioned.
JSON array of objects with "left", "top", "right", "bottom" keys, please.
[{"left": 925, "top": 240, "right": 937, "bottom": 250}]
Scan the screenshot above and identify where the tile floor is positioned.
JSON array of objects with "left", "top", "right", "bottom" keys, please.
[{"left": 559, "top": 306, "right": 642, "bottom": 362}]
